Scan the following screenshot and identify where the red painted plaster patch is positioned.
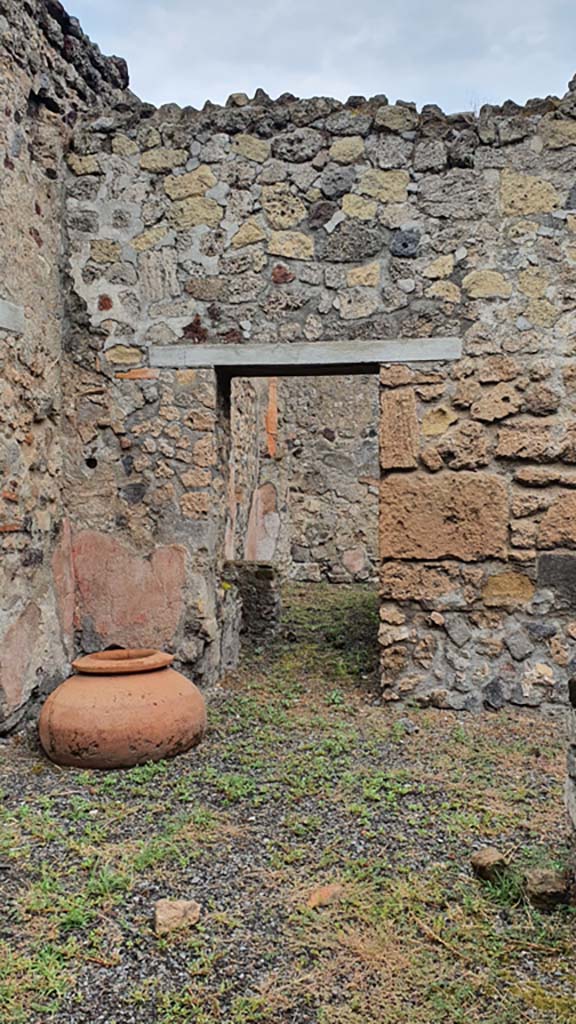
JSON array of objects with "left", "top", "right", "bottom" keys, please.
[{"left": 71, "top": 531, "right": 187, "bottom": 649}]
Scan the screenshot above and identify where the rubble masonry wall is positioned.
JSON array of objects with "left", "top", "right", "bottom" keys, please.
[{"left": 5, "top": 0, "right": 576, "bottom": 818}]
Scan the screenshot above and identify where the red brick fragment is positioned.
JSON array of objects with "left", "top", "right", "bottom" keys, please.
[
  {"left": 115, "top": 368, "right": 160, "bottom": 380},
  {"left": 272, "top": 264, "right": 295, "bottom": 284}
]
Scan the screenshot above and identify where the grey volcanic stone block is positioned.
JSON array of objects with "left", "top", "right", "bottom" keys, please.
[
  {"left": 272, "top": 128, "right": 323, "bottom": 162},
  {"left": 391, "top": 228, "right": 420, "bottom": 258},
  {"left": 538, "top": 554, "right": 576, "bottom": 605},
  {"left": 319, "top": 165, "right": 357, "bottom": 199},
  {"left": 483, "top": 679, "right": 506, "bottom": 710},
  {"left": 504, "top": 630, "right": 534, "bottom": 661},
  {"left": 315, "top": 221, "right": 388, "bottom": 262}
]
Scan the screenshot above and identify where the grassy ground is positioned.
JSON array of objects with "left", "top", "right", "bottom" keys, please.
[{"left": 0, "top": 583, "right": 574, "bottom": 1024}]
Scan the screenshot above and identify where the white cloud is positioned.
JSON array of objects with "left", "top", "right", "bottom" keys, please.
[{"left": 71, "top": 0, "right": 575, "bottom": 112}]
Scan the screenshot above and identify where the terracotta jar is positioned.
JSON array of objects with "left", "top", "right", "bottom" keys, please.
[{"left": 39, "top": 649, "right": 206, "bottom": 769}]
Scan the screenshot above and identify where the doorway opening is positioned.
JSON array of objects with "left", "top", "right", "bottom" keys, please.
[{"left": 222, "top": 371, "right": 380, "bottom": 675}]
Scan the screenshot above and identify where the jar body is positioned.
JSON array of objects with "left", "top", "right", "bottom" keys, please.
[{"left": 39, "top": 651, "right": 206, "bottom": 769}]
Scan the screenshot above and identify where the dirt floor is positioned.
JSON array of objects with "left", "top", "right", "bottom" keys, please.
[{"left": 1, "top": 583, "right": 575, "bottom": 1024}]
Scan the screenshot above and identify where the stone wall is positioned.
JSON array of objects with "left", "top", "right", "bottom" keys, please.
[
  {"left": 279, "top": 373, "right": 378, "bottom": 582},
  {"left": 225, "top": 373, "right": 379, "bottom": 583},
  {"left": 61, "top": 78, "right": 576, "bottom": 714},
  {"left": 0, "top": 0, "right": 128, "bottom": 728},
  {"left": 226, "top": 373, "right": 379, "bottom": 583},
  {"left": 59, "top": 362, "right": 239, "bottom": 680},
  {"left": 223, "top": 561, "right": 282, "bottom": 637},
  {"left": 371, "top": 99, "right": 576, "bottom": 712},
  {"left": 0, "top": 0, "right": 128, "bottom": 112},
  {"left": 378, "top": 361, "right": 569, "bottom": 712},
  {"left": 4, "top": 0, "right": 576, "bottom": 726},
  {"left": 226, "top": 376, "right": 287, "bottom": 566}
]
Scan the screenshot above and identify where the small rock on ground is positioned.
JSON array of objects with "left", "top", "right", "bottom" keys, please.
[
  {"left": 471, "top": 846, "right": 509, "bottom": 883},
  {"left": 154, "top": 898, "right": 201, "bottom": 935},
  {"left": 524, "top": 868, "right": 569, "bottom": 911},
  {"left": 397, "top": 717, "right": 419, "bottom": 734}
]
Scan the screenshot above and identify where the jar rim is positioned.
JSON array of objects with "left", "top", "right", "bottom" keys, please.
[{"left": 72, "top": 649, "right": 174, "bottom": 675}]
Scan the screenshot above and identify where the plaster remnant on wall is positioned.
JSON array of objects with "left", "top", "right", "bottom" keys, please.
[
  {"left": 0, "top": 298, "right": 25, "bottom": 334},
  {"left": 72, "top": 531, "right": 188, "bottom": 649}
]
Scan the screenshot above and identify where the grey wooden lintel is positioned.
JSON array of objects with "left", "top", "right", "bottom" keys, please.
[
  {"left": 0, "top": 297, "right": 25, "bottom": 335},
  {"left": 150, "top": 337, "right": 462, "bottom": 370}
]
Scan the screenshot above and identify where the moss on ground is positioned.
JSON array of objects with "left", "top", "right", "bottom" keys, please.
[{"left": 0, "top": 584, "right": 574, "bottom": 1023}]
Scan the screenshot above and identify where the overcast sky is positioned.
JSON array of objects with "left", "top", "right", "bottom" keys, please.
[{"left": 71, "top": 0, "right": 575, "bottom": 114}]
